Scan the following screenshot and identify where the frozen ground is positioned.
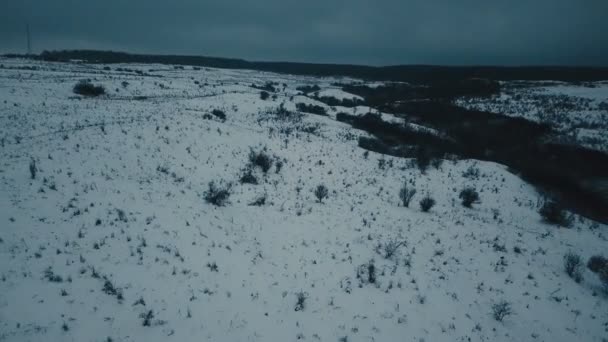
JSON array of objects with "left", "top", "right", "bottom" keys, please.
[
  {"left": 455, "top": 81, "right": 608, "bottom": 152},
  {"left": 1, "top": 58, "right": 607, "bottom": 342}
]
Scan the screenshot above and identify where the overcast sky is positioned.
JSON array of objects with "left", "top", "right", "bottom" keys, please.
[{"left": 1, "top": 0, "right": 607, "bottom": 66}]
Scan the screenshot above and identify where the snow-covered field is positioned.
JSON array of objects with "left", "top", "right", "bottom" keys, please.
[
  {"left": 455, "top": 81, "right": 608, "bottom": 152},
  {"left": 1, "top": 58, "right": 607, "bottom": 342}
]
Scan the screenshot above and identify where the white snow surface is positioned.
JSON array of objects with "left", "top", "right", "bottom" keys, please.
[
  {"left": 455, "top": 81, "right": 608, "bottom": 152},
  {"left": 315, "top": 88, "right": 364, "bottom": 101},
  {"left": 1, "top": 59, "right": 607, "bottom": 342}
]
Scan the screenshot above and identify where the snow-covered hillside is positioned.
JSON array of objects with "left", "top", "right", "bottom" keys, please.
[
  {"left": 1, "top": 58, "right": 607, "bottom": 342},
  {"left": 455, "top": 81, "right": 608, "bottom": 152}
]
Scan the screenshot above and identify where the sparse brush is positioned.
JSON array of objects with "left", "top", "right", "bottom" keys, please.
[
  {"left": 314, "top": 184, "right": 329, "bottom": 203},
  {"left": 249, "top": 148, "right": 274, "bottom": 173},
  {"left": 211, "top": 109, "right": 226, "bottom": 121},
  {"left": 204, "top": 181, "right": 232, "bottom": 206},
  {"left": 73, "top": 80, "right": 105, "bottom": 97},
  {"left": 539, "top": 200, "right": 572, "bottom": 227},
  {"left": 295, "top": 291, "right": 308, "bottom": 311},
  {"left": 240, "top": 167, "right": 258, "bottom": 184},
  {"left": 587, "top": 255, "right": 608, "bottom": 292},
  {"left": 491, "top": 300, "right": 512, "bottom": 322},
  {"left": 419, "top": 196, "right": 436, "bottom": 212},
  {"left": 367, "top": 262, "right": 376, "bottom": 283},
  {"left": 296, "top": 103, "right": 327, "bottom": 116},
  {"left": 102, "top": 278, "right": 118, "bottom": 296},
  {"left": 564, "top": 252, "right": 584, "bottom": 283},
  {"left": 459, "top": 187, "right": 479, "bottom": 208},
  {"left": 379, "top": 239, "right": 406, "bottom": 259},
  {"left": 141, "top": 309, "right": 154, "bottom": 326},
  {"left": 398, "top": 183, "right": 416, "bottom": 207},
  {"left": 29, "top": 158, "right": 37, "bottom": 180},
  {"left": 44, "top": 267, "right": 63, "bottom": 283},
  {"left": 356, "top": 261, "right": 376, "bottom": 284},
  {"left": 416, "top": 147, "right": 431, "bottom": 173},
  {"left": 587, "top": 255, "right": 608, "bottom": 273}
]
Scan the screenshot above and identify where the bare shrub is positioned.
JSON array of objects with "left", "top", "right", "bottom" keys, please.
[
  {"left": 314, "top": 184, "right": 329, "bottom": 203},
  {"left": 73, "top": 80, "right": 105, "bottom": 97},
  {"left": 564, "top": 252, "right": 584, "bottom": 283},
  {"left": 29, "top": 158, "right": 37, "bottom": 179},
  {"left": 249, "top": 148, "right": 273, "bottom": 174},
  {"left": 398, "top": 183, "right": 416, "bottom": 207},
  {"left": 211, "top": 109, "right": 226, "bottom": 121},
  {"left": 419, "top": 196, "right": 436, "bottom": 212},
  {"left": 587, "top": 255, "right": 608, "bottom": 292},
  {"left": 204, "top": 181, "right": 232, "bottom": 206},
  {"left": 539, "top": 200, "right": 572, "bottom": 227},
  {"left": 491, "top": 300, "right": 512, "bottom": 322},
  {"left": 459, "top": 187, "right": 479, "bottom": 208}
]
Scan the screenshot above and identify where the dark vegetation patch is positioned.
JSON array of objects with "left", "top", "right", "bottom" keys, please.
[
  {"left": 211, "top": 109, "right": 226, "bottom": 121},
  {"left": 311, "top": 94, "right": 365, "bottom": 108},
  {"left": 337, "top": 83, "right": 608, "bottom": 222},
  {"left": 539, "top": 200, "right": 573, "bottom": 227},
  {"left": 296, "top": 103, "right": 327, "bottom": 116},
  {"left": 248, "top": 148, "right": 274, "bottom": 174},
  {"left": 204, "top": 181, "right": 232, "bottom": 207},
  {"left": 73, "top": 80, "right": 106, "bottom": 97},
  {"left": 251, "top": 82, "right": 277, "bottom": 92},
  {"left": 35, "top": 50, "right": 608, "bottom": 83}
]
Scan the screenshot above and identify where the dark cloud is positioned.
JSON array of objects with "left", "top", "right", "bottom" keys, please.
[{"left": 1, "top": 0, "right": 607, "bottom": 66}]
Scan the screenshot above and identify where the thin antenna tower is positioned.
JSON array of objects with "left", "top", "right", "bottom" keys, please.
[{"left": 26, "top": 23, "right": 31, "bottom": 55}]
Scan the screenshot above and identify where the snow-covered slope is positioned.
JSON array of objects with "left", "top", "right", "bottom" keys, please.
[
  {"left": 1, "top": 59, "right": 607, "bottom": 342},
  {"left": 455, "top": 81, "right": 608, "bottom": 152}
]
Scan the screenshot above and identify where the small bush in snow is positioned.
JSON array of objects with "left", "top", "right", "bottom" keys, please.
[
  {"left": 462, "top": 165, "right": 480, "bottom": 179},
  {"left": 211, "top": 109, "right": 226, "bottom": 121},
  {"left": 295, "top": 291, "right": 307, "bottom": 311},
  {"left": 539, "top": 200, "right": 572, "bottom": 227},
  {"left": 296, "top": 103, "right": 327, "bottom": 116},
  {"left": 491, "top": 300, "right": 512, "bottom": 322},
  {"left": 239, "top": 167, "right": 258, "bottom": 185},
  {"left": 587, "top": 255, "right": 608, "bottom": 292},
  {"left": 249, "top": 148, "right": 273, "bottom": 174},
  {"left": 587, "top": 255, "right": 608, "bottom": 273},
  {"left": 275, "top": 159, "right": 284, "bottom": 173},
  {"left": 141, "top": 310, "right": 155, "bottom": 326},
  {"left": 204, "top": 181, "right": 232, "bottom": 206},
  {"left": 314, "top": 184, "right": 329, "bottom": 203},
  {"left": 260, "top": 91, "right": 270, "bottom": 100},
  {"left": 416, "top": 147, "right": 431, "bottom": 173},
  {"left": 398, "top": 183, "right": 416, "bottom": 207},
  {"left": 29, "top": 158, "right": 37, "bottom": 179},
  {"left": 43, "top": 267, "right": 63, "bottom": 283},
  {"left": 564, "top": 252, "right": 584, "bottom": 283},
  {"left": 73, "top": 80, "right": 105, "bottom": 97},
  {"left": 378, "top": 239, "right": 406, "bottom": 259},
  {"left": 459, "top": 187, "right": 479, "bottom": 208},
  {"left": 356, "top": 261, "right": 376, "bottom": 284},
  {"left": 419, "top": 196, "right": 436, "bottom": 212}
]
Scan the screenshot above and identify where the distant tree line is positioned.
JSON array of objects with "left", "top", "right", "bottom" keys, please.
[{"left": 4, "top": 49, "right": 605, "bottom": 84}]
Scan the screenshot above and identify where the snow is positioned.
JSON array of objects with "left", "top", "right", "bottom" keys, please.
[
  {"left": 315, "top": 88, "right": 364, "bottom": 101},
  {"left": 1, "top": 58, "right": 607, "bottom": 342},
  {"left": 454, "top": 81, "right": 608, "bottom": 152}
]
